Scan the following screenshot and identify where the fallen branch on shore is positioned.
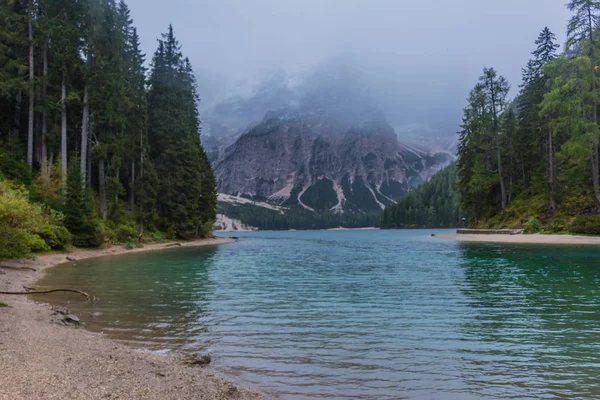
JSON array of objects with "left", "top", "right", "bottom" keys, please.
[
  {"left": 0, "top": 288, "right": 94, "bottom": 300},
  {"left": 0, "top": 265, "right": 37, "bottom": 272}
]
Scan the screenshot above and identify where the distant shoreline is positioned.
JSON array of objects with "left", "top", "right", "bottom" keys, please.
[
  {"left": 435, "top": 233, "right": 600, "bottom": 245},
  {"left": 0, "top": 237, "right": 267, "bottom": 400}
]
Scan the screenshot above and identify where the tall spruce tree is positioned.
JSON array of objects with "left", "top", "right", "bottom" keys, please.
[
  {"left": 518, "top": 27, "right": 559, "bottom": 210},
  {"left": 148, "top": 26, "right": 216, "bottom": 238},
  {"left": 86, "top": 0, "right": 127, "bottom": 220},
  {"left": 0, "top": 0, "right": 27, "bottom": 152},
  {"left": 480, "top": 68, "right": 510, "bottom": 210},
  {"left": 567, "top": 0, "right": 600, "bottom": 211}
]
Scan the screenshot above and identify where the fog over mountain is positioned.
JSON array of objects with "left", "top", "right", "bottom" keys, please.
[{"left": 124, "top": 0, "right": 569, "bottom": 148}]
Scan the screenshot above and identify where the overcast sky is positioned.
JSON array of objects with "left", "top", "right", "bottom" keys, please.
[{"left": 125, "top": 0, "right": 571, "bottom": 139}]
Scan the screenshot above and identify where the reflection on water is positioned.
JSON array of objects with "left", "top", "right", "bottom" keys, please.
[
  {"left": 458, "top": 243, "right": 600, "bottom": 399},
  {"left": 33, "top": 231, "right": 600, "bottom": 399},
  {"left": 33, "top": 246, "right": 219, "bottom": 350}
]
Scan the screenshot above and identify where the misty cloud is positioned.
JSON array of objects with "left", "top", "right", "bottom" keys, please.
[{"left": 125, "top": 0, "right": 571, "bottom": 140}]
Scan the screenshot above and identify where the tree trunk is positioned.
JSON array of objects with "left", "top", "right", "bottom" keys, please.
[
  {"left": 27, "top": 3, "right": 34, "bottom": 168},
  {"left": 87, "top": 120, "right": 92, "bottom": 187},
  {"left": 495, "top": 131, "right": 507, "bottom": 209},
  {"left": 115, "top": 168, "right": 119, "bottom": 206},
  {"left": 80, "top": 85, "right": 89, "bottom": 181},
  {"left": 130, "top": 160, "right": 135, "bottom": 212},
  {"left": 592, "top": 152, "right": 600, "bottom": 212},
  {"left": 41, "top": 40, "right": 48, "bottom": 177},
  {"left": 139, "top": 132, "right": 144, "bottom": 235},
  {"left": 588, "top": 8, "right": 600, "bottom": 212},
  {"left": 548, "top": 127, "right": 557, "bottom": 212},
  {"left": 99, "top": 160, "right": 107, "bottom": 220},
  {"left": 61, "top": 72, "right": 67, "bottom": 189},
  {"left": 87, "top": 140, "right": 92, "bottom": 187},
  {"left": 14, "top": 90, "right": 21, "bottom": 128}
]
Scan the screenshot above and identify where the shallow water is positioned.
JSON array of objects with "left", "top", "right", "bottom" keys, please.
[{"left": 34, "top": 230, "right": 600, "bottom": 399}]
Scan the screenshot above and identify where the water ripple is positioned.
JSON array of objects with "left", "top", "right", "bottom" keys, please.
[{"left": 33, "top": 230, "right": 600, "bottom": 400}]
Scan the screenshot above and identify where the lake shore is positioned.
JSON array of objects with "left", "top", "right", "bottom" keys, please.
[
  {"left": 0, "top": 238, "right": 268, "bottom": 400},
  {"left": 435, "top": 233, "right": 600, "bottom": 245}
]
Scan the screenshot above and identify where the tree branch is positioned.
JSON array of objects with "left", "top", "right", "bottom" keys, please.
[
  {"left": 0, "top": 265, "right": 37, "bottom": 272},
  {"left": 0, "top": 288, "right": 94, "bottom": 300}
]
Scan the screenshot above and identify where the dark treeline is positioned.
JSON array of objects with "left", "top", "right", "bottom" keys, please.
[
  {"left": 457, "top": 0, "right": 600, "bottom": 234},
  {"left": 218, "top": 203, "right": 381, "bottom": 231},
  {"left": 0, "top": 0, "right": 216, "bottom": 257},
  {"left": 380, "top": 164, "right": 461, "bottom": 228}
]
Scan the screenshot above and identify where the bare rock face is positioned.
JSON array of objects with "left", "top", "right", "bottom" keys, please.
[
  {"left": 214, "top": 112, "right": 453, "bottom": 213},
  {"left": 210, "top": 61, "right": 454, "bottom": 214}
]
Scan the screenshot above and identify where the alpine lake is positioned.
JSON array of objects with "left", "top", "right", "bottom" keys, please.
[{"left": 33, "top": 229, "right": 600, "bottom": 399}]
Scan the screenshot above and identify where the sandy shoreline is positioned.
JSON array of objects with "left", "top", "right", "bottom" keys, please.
[
  {"left": 0, "top": 238, "right": 268, "bottom": 400},
  {"left": 435, "top": 233, "right": 600, "bottom": 245}
]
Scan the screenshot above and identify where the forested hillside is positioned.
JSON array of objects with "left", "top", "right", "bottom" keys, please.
[
  {"left": 0, "top": 0, "right": 216, "bottom": 258},
  {"left": 380, "top": 165, "right": 460, "bottom": 228},
  {"left": 456, "top": 1, "right": 600, "bottom": 234},
  {"left": 218, "top": 202, "right": 381, "bottom": 231}
]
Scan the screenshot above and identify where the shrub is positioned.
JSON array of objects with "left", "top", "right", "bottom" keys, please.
[
  {"left": 38, "top": 223, "right": 71, "bottom": 250},
  {"left": 0, "top": 179, "right": 70, "bottom": 259},
  {"left": 114, "top": 224, "right": 138, "bottom": 244},
  {"left": 31, "top": 160, "right": 64, "bottom": 211},
  {"left": 151, "top": 231, "right": 165, "bottom": 242},
  {"left": 523, "top": 217, "right": 542, "bottom": 233},
  {"left": 0, "top": 145, "right": 32, "bottom": 185},
  {"left": 569, "top": 215, "right": 600, "bottom": 235}
]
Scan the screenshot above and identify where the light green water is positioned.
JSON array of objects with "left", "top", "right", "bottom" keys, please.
[{"left": 34, "top": 230, "right": 600, "bottom": 399}]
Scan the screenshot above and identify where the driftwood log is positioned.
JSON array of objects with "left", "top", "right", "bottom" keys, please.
[
  {"left": 0, "top": 265, "right": 37, "bottom": 272},
  {"left": 0, "top": 288, "right": 94, "bottom": 300}
]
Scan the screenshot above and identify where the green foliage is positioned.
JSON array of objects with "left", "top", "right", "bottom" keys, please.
[
  {"left": 150, "top": 231, "right": 165, "bottom": 242},
  {"left": 381, "top": 164, "right": 461, "bottom": 229},
  {"left": 63, "top": 161, "right": 103, "bottom": 247},
  {"left": 0, "top": 0, "right": 217, "bottom": 251},
  {"left": 0, "top": 178, "right": 70, "bottom": 259},
  {"left": 524, "top": 217, "right": 542, "bottom": 233},
  {"left": 31, "top": 160, "right": 64, "bottom": 210},
  {"left": 0, "top": 145, "right": 31, "bottom": 185},
  {"left": 0, "top": 302, "right": 8, "bottom": 307},
  {"left": 569, "top": 215, "right": 600, "bottom": 234},
  {"left": 148, "top": 26, "right": 216, "bottom": 238},
  {"left": 456, "top": 20, "right": 600, "bottom": 234},
  {"left": 219, "top": 203, "right": 381, "bottom": 231}
]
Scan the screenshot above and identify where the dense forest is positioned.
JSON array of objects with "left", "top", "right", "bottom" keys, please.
[
  {"left": 0, "top": 0, "right": 216, "bottom": 258},
  {"left": 218, "top": 202, "right": 381, "bottom": 231},
  {"left": 456, "top": 0, "right": 600, "bottom": 234},
  {"left": 380, "top": 165, "right": 461, "bottom": 228},
  {"left": 381, "top": 1, "right": 600, "bottom": 235}
]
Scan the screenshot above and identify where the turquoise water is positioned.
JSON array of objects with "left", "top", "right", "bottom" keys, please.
[{"left": 34, "top": 230, "right": 600, "bottom": 399}]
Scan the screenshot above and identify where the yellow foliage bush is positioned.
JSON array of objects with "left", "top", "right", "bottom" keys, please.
[{"left": 0, "top": 179, "right": 70, "bottom": 259}]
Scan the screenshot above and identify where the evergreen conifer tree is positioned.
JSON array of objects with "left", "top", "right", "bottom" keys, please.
[{"left": 64, "top": 159, "right": 102, "bottom": 247}]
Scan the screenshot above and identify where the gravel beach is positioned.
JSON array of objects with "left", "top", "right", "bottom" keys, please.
[{"left": 0, "top": 239, "right": 268, "bottom": 400}]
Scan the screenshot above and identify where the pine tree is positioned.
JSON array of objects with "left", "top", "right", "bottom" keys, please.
[
  {"left": 148, "top": 25, "right": 216, "bottom": 238},
  {"left": 567, "top": 0, "right": 600, "bottom": 211},
  {"left": 0, "top": 0, "right": 27, "bottom": 152},
  {"left": 87, "top": 0, "right": 127, "bottom": 221},
  {"left": 41, "top": 0, "right": 83, "bottom": 187},
  {"left": 518, "top": 28, "right": 559, "bottom": 210},
  {"left": 480, "top": 68, "right": 510, "bottom": 209},
  {"left": 64, "top": 159, "right": 102, "bottom": 247}
]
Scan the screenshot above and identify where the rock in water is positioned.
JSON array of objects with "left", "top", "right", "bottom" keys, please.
[
  {"left": 52, "top": 306, "right": 69, "bottom": 316},
  {"left": 63, "top": 314, "right": 80, "bottom": 325},
  {"left": 188, "top": 353, "right": 211, "bottom": 366}
]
